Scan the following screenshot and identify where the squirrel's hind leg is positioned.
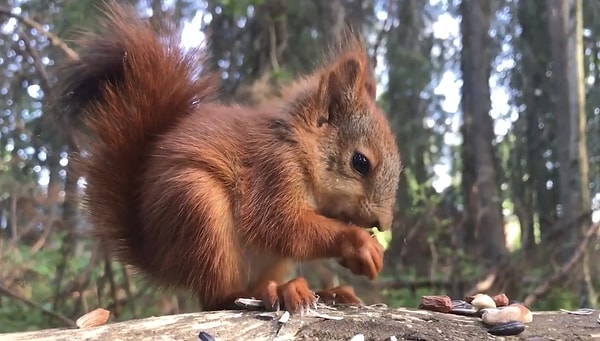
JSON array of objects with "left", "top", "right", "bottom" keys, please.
[{"left": 139, "top": 163, "right": 247, "bottom": 310}]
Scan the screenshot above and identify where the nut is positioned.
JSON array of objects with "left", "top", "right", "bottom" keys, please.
[
  {"left": 418, "top": 295, "right": 452, "bottom": 313},
  {"left": 75, "top": 308, "right": 110, "bottom": 329}
]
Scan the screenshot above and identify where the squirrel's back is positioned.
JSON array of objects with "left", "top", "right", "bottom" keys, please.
[{"left": 57, "top": 2, "right": 218, "bottom": 268}]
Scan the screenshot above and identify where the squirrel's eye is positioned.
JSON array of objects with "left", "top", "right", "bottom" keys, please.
[{"left": 351, "top": 152, "right": 370, "bottom": 176}]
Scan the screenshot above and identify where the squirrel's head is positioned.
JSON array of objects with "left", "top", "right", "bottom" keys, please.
[{"left": 287, "top": 42, "right": 401, "bottom": 232}]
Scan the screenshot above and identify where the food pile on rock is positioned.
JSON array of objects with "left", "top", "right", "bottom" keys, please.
[{"left": 418, "top": 293, "right": 532, "bottom": 336}]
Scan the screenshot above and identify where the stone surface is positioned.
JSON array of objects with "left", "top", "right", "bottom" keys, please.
[{"left": 0, "top": 306, "right": 599, "bottom": 341}]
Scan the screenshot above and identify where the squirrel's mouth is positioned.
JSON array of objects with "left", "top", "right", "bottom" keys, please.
[
  {"left": 346, "top": 217, "right": 383, "bottom": 232},
  {"left": 343, "top": 219, "right": 381, "bottom": 233},
  {"left": 341, "top": 212, "right": 385, "bottom": 232},
  {"left": 317, "top": 206, "right": 379, "bottom": 231}
]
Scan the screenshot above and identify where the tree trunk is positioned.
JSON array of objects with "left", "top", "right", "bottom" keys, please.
[
  {"left": 460, "top": 0, "right": 508, "bottom": 262},
  {"left": 546, "top": 0, "right": 590, "bottom": 254},
  {"left": 514, "top": 0, "right": 557, "bottom": 253},
  {"left": 546, "top": 0, "right": 595, "bottom": 307},
  {"left": 384, "top": 0, "right": 436, "bottom": 276}
]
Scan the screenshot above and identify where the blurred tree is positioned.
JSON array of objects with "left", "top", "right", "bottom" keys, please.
[
  {"left": 203, "top": 0, "right": 376, "bottom": 102},
  {"left": 546, "top": 0, "right": 595, "bottom": 307},
  {"left": 381, "top": 0, "right": 449, "bottom": 281},
  {"left": 459, "top": 0, "right": 507, "bottom": 263},
  {"left": 509, "top": 0, "right": 558, "bottom": 254}
]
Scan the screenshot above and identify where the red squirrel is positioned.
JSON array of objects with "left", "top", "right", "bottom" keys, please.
[{"left": 57, "top": 2, "right": 401, "bottom": 312}]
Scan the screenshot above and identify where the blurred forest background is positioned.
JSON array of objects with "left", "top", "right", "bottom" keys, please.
[{"left": 0, "top": 0, "right": 599, "bottom": 333}]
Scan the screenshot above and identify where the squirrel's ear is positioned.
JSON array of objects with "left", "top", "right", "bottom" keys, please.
[{"left": 317, "top": 53, "right": 371, "bottom": 124}]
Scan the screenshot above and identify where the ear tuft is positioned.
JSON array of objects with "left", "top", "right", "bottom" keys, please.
[{"left": 317, "top": 53, "right": 368, "bottom": 122}]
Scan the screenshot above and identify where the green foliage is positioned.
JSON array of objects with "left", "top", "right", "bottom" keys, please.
[
  {"left": 0, "top": 232, "right": 174, "bottom": 333},
  {"left": 218, "top": 0, "right": 265, "bottom": 17},
  {"left": 531, "top": 289, "right": 580, "bottom": 311},
  {"left": 0, "top": 301, "right": 51, "bottom": 333},
  {"left": 271, "top": 68, "right": 294, "bottom": 83},
  {"left": 0, "top": 242, "right": 69, "bottom": 332},
  {"left": 384, "top": 287, "right": 432, "bottom": 309}
]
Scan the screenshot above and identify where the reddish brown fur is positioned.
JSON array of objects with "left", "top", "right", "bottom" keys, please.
[{"left": 58, "top": 1, "right": 401, "bottom": 312}]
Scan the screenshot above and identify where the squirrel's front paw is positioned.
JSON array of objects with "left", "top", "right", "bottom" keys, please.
[
  {"left": 259, "top": 277, "right": 317, "bottom": 313},
  {"left": 316, "top": 285, "right": 363, "bottom": 306},
  {"left": 338, "top": 227, "right": 384, "bottom": 280}
]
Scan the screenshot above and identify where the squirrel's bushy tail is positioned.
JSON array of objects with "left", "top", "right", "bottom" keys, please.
[{"left": 56, "top": 1, "right": 217, "bottom": 267}]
